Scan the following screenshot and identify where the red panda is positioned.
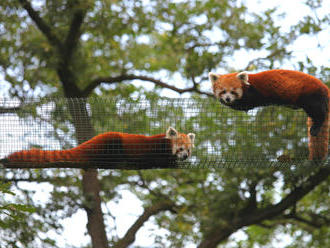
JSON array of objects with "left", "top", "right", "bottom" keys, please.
[
  {"left": 209, "top": 69, "right": 329, "bottom": 161},
  {"left": 1, "top": 127, "right": 195, "bottom": 169}
]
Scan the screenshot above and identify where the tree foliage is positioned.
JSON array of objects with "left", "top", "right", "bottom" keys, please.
[{"left": 0, "top": 0, "right": 329, "bottom": 247}]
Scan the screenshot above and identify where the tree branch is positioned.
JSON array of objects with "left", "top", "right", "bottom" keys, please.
[
  {"left": 114, "top": 201, "right": 176, "bottom": 248},
  {"left": 252, "top": 167, "right": 330, "bottom": 223},
  {"left": 82, "top": 74, "right": 213, "bottom": 97},
  {"left": 0, "top": 100, "right": 42, "bottom": 115},
  {"left": 0, "top": 106, "right": 22, "bottom": 114},
  {"left": 63, "top": 7, "right": 87, "bottom": 62},
  {"left": 283, "top": 212, "right": 330, "bottom": 229},
  {"left": 307, "top": 212, "right": 330, "bottom": 224},
  {"left": 198, "top": 166, "right": 330, "bottom": 248},
  {"left": 1, "top": 175, "right": 79, "bottom": 186},
  {"left": 18, "top": 0, "right": 62, "bottom": 48},
  {"left": 132, "top": 172, "right": 178, "bottom": 207},
  {"left": 243, "top": 49, "right": 287, "bottom": 71},
  {"left": 243, "top": 181, "right": 258, "bottom": 212}
]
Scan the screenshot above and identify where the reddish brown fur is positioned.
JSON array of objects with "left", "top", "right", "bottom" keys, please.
[
  {"left": 212, "top": 70, "right": 328, "bottom": 104},
  {"left": 247, "top": 70, "right": 328, "bottom": 103},
  {"left": 4, "top": 129, "right": 195, "bottom": 167},
  {"left": 211, "top": 69, "right": 330, "bottom": 161},
  {"left": 250, "top": 70, "right": 329, "bottom": 161}
]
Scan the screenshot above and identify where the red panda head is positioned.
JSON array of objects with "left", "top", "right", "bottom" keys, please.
[
  {"left": 166, "top": 127, "right": 195, "bottom": 160},
  {"left": 209, "top": 71, "right": 250, "bottom": 105}
]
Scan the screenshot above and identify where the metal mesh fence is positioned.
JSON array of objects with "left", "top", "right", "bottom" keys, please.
[{"left": 0, "top": 97, "right": 327, "bottom": 168}]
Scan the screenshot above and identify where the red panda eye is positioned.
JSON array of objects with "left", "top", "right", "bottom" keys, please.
[{"left": 222, "top": 90, "right": 226, "bottom": 94}]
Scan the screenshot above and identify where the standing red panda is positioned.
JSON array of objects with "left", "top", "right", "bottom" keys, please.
[
  {"left": 209, "top": 69, "right": 329, "bottom": 161},
  {"left": 1, "top": 127, "right": 195, "bottom": 169}
]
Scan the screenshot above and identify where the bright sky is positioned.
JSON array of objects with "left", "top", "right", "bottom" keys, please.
[{"left": 1, "top": 0, "right": 330, "bottom": 247}]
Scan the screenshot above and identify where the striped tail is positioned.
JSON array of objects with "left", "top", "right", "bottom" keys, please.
[
  {"left": 4, "top": 149, "right": 86, "bottom": 164},
  {"left": 307, "top": 103, "right": 329, "bottom": 161}
]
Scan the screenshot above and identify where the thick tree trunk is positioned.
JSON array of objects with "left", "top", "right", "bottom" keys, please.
[
  {"left": 198, "top": 228, "right": 233, "bottom": 248},
  {"left": 66, "top": 97, "right": 109, "bottom": 248},
  {"left": 18, "top": 1, "right": 108, "bottom": 246},
  {"left": 82, "top": 168, "right": 108, "bottom": 248}
]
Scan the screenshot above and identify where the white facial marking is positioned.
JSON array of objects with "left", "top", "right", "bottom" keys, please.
[
  {"left": 218, "top": 88, "right": 243, "bottom": 104},
  {"left": 221, "top": 92, "right": 235, "bottom": 104},
  {"left": 175, "top": 145, "right": 190, "bottom": 160},
  {"left": 215, "top": 89, "right": 222, "bottom": 99},
  {"left": 236, "top": 88, "right": 243, "bottom": 97}
]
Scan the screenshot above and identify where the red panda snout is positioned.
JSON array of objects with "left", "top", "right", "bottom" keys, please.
[
  {"left": 215, "top": 88, "right": 243, "bottom": 105},
  {"left": 165, "top": 127, "right": 195, "bottom": 161},
  {"left": 175, "top": 146, "right": 191, "bottom": 160}
]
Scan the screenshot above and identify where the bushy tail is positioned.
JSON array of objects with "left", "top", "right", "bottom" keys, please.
[
  {"left": 307, "top": 103, "right": 329, "bottom": 161},
  {"left": 3, "top": 149, "right": 86, "bottom": 165}
]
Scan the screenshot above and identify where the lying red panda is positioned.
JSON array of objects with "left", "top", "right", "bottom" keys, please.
[
  {"left": 1, "top": 127, "right": 195, "bottom": 169},
  {"left": 209, "top": 69, "right": 329, "bottom": 161}
]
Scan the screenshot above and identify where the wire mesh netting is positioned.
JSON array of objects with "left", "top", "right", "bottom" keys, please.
[{"left": 0, "top": 97, "right": 327, "bottom": 169}]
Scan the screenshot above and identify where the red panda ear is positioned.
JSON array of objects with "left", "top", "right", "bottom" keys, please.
[
  {"left": 166, "top": 127, "right": 178, "bottom": 138},
  {"left": 209, "top": 72, "right": 220, "bottom": 85},
  {"left": 188, "top": 133, "right": 195, "bottom": 147},
  {"left": 237, "top": 71, "right": 250, "bottom": 85}
]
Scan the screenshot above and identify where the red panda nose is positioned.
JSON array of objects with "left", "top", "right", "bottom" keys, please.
[
  {"left": 225, "top": 97, "right": 231, "bottom": 103},
  {"left": 183, "top": 154, "right": 188, "bottom": 160}
]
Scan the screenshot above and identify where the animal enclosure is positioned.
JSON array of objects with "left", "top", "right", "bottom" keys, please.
[{"left": 0, "top": 97, "right": 324, "bottom": 168}]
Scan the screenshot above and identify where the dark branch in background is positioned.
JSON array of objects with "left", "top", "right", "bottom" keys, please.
[
  {"left": 63, "top": 7, "right": 87, "bottom": 62},
  {"left": 243, "top": 181, "right": 258, "bottom": 212},
  {"left": 19, "top": 0, "right": 87, "bottom": 97},
  {"left": 307, "top": 212, "right": 330, "bottom": 225},
  {"left": 283, "top": 212, "right": 330, "bottom": 229},
  {"left": 57, "top": 5, "right": 87, "bottom": 96},
  {"left": 18, "top": 0, "right": 213, "bottom": 99},
  {"left": 0, "top": 100, "right": 43, "bottom": 114},
  {"left": 114, "top": 201, "right": 176, "bottom": 248},
  {"left": 18, "top": 0, "right": 62, "bottom": 48},
  {"left": 243, "top": 49, "right": 287, "bottom": 71},
  {"left": 135, "top": 171, "right": 164, "bottom": 198},
  {"left": 259, "top": 211, "right": 330, "bottom": 232},
  {"left": 1, "top": 175, "right": 78, "bottom": 185},
  {"left": 16, "top": 2, "right": 109, "bottom": 248},
  {"left": 0, "top": 106, "right": 22, "bottom": 114},
  {"left": 198, "top": 166, "right": 330, "bottom": 248},
  {"left": 135, "top": 172, "right": 179, "bottom": 207},
  {"left": 185, "top": 41, "right": 231, "bottom": 52},
  {"left": 254, "top": 167, "right": 330, "bottom": 222},
  {"left": 82, "top": 74, "right": 213, "bottom": 97}
]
